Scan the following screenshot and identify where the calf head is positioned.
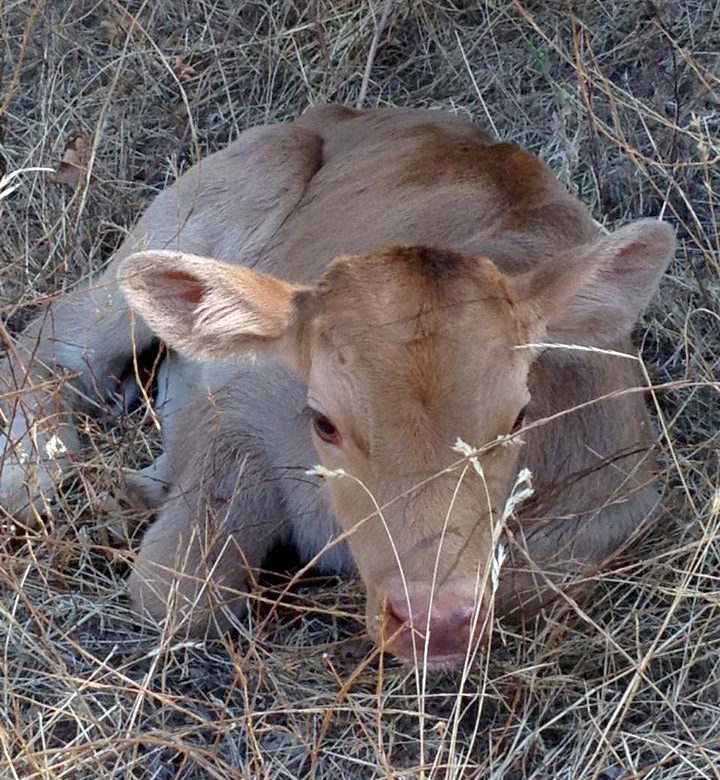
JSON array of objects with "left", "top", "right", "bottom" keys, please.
[{"left": 119, "top": 219, "right": 673, "bottom": 665}]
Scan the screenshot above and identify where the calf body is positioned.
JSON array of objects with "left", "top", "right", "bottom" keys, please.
[{"left": 0, "top": 105, "right": 672, "bottom": 665}]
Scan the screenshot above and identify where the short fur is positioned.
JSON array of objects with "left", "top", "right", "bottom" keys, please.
[{"left": 0, "top": 105, "right": 673, "bottom": 663}]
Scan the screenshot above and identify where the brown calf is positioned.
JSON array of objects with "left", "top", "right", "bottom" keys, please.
[{"left": 0, "top": 105, "right": 673, "bottom": 665}]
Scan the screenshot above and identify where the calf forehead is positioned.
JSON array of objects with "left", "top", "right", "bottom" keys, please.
[
  {"left": 304, "top": 246, "right": 531, "bottom": 428},
  {"left": 311, "top": 246, "right": 522, "bottom": 337}
]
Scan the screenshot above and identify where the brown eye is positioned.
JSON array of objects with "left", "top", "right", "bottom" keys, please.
[
  {"left": 312, "top": 412, "right": 341, "bottom": 445},
  {"left": 511, "top": 406, "right": 528, "bottom": 434}
]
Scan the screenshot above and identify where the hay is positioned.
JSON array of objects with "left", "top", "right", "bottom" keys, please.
[{"left": 1, "top": 1, "right": 718, "bottom": 777}]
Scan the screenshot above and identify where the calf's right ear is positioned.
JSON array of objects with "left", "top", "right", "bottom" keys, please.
[{"left": 118, "top": 251, "right": 309, "bottom": 364}]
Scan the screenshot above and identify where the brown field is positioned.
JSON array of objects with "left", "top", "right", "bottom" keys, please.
[{"left": 1, "top": 1, "right": 718, "bottom": 778}]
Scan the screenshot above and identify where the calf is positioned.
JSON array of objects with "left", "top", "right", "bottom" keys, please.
[{"left": 0, "top": 105, "right": 673, "bottom": 665}]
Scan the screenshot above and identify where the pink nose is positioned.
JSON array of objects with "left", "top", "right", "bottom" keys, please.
[{"left": 381, "top": 591, "right": 488, "bottom": 664}]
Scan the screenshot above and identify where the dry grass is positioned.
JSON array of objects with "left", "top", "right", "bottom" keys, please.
[{"left": 1, "top": 1, "right": 719, "bottom": 778}]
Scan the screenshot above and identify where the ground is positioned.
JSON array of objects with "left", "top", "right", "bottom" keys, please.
[{"left": 0, "top": 1, "right": 719, "bottom": 778}]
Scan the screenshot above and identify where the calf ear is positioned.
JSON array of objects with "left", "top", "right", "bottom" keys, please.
[
  {"left": 518, "top": 219, "right": 674, "bottom": 345},
  {"left": 118, "top": 251, "right": 308, "bottom": 363}
]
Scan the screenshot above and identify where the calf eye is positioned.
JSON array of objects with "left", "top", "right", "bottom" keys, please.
[
  {"left": 511, "top": 406, "right": 528, "bottom": 434},
  {"left": 312, "top": 412, "right": 341, "bottom": 445}
]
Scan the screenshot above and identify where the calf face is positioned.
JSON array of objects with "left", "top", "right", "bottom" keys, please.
[{"left": 120, "top": 219, "right": 672, "bottom": 664}]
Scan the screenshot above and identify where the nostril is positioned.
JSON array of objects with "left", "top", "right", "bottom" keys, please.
[
  {"left": 382, "top": 599, "right": 412, "bottom": 642},
  {"left": 449, "top": 603, "right": 476, "bottom": 630},
  {"left": 386, "top": 598, "right": 410, "bottom": 625}
]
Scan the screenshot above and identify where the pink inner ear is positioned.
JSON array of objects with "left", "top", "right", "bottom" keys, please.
[
  {"left": 600, "top": 243, "right": 646, "bottom": 279},
  {"left": 160, "top": 270, "right": 204, "bottom": 304},
  {"left": 611, "top": 241, "right": 647, "bottom": 274}
]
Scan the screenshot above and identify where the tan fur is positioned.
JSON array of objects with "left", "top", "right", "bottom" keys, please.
[{"left": 0, "top": 105, "right": 674, "bottom": 664}]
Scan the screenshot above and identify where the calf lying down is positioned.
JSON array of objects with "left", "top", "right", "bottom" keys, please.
[{"left": 0, "top": 105, "right": 673, "bottom": 666}]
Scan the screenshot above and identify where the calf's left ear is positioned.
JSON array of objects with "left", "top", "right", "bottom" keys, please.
[
  {"left": 517, "top": 219, "right": 675, "bottom": 346},
  {"left": 118, "top": 250, "right": 309, "bottom": 364}
]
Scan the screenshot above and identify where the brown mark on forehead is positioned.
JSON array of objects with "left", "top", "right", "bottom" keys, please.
[
  {"left": 297, "top": 246, "right": 531, "bottom": 346},
  {"left": 294, "top": 246, "right": 534, "bottom": 389},
  {"left": 393, "top": 245, "right": 468, "bottom": 281}
]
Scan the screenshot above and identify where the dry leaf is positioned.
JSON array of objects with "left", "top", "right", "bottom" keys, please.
[
  {"left": 49, "top": 133, "right": 90, "bottom": 186},
  {"left": 100, "top": 10, "right": 135, "bottom": 47},
  {"left": 174, "top": 54, "right": 197, "bottom": 81}
]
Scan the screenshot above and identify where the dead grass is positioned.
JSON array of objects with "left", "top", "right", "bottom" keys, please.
[{"left": 1, "top": 1, "right": 719, "bottom": 778}]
